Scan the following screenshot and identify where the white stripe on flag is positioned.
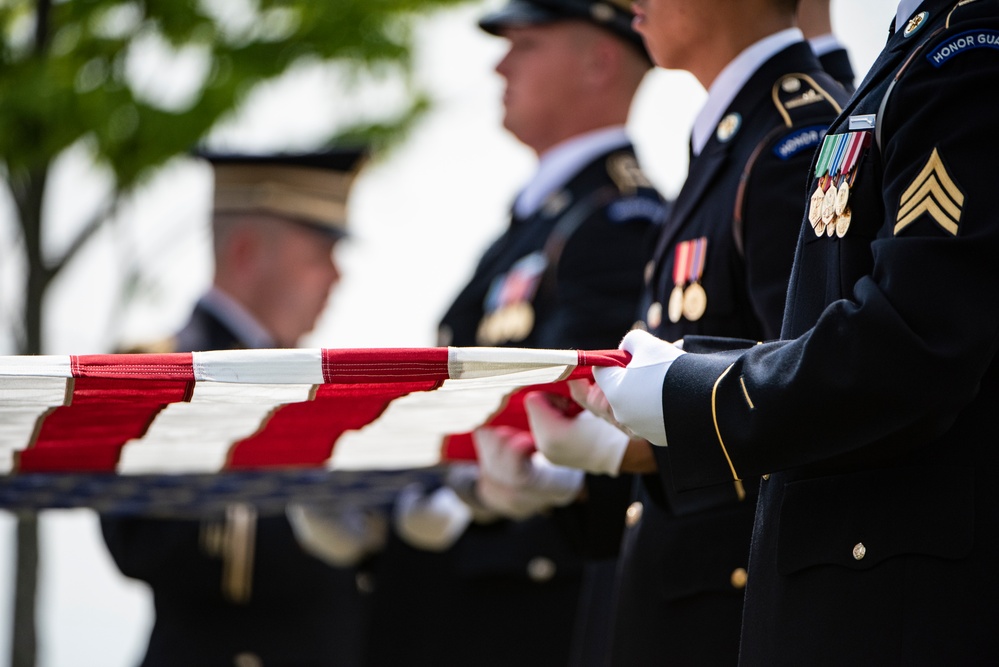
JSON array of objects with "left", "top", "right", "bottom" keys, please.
[
  {"left": 447, "top": 347, "right": 578, "bottom": 380},
  {"left": 117, "top": 381, "right": 316, "bottom": 474},
  {"left": 192, "top": 348, "right": 325, "bottom": 384},
  {"left": 330, "top": 362, "right": 575, "bottom": 470},
  {"left": 0, "top": 355, "right": 73, "bottom": 377},
  {"left": 0, "top": 376, "right": 73, "bottom": 473}
]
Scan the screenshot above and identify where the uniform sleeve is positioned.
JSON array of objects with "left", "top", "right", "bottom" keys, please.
[{"left": 662, "top": 25, "right": 999, "bottom": 491}]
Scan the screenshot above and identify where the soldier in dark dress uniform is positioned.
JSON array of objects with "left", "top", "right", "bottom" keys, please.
[
  {"left": 799, "top": 0, "right": 857, "bottom": 93},
  {"left": 593, "top": 0, "right": 999, "bottom": 664},
  {"left": 362, "top": 1, "right": 666, "bottom": 665},
  {"left": 523, "top": 0, "right": 850, "bottom": 664},
  {"left": 101, "top": 148, "right": 372, "bottom": 667}
]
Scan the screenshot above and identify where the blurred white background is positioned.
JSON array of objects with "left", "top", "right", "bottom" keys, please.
[{"left": 0, "top": 0, "right": 896, "bottom": 664}]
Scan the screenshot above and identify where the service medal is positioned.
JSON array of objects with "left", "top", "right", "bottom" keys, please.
[
  {"left": 821, "top": 185, "right": 836, "bottom": 225},
  {"left": 682, "top": 282, "right": 707, "bottom": 321},
  {"left": 505, "top": 301, "right": 535, "bottom": 342},
  {"left": 668, "top": 241, "right": 690, "bottom": 323},
  {"left": 809, "top": 184, "right": 825, "bottom": 227},
  {"left": 668, "top": 284, "right": 685, "bottom": 323},
  {"left": 643, "top": 260, "right": 655, "bottom": 285},
  {"left": 670, "top": 237, "right": 709, "bottom": 322},
  {"left": 649, "top": 300, "right": 665, "bottom": 328},
  {"left": 493, "top": 306, "right": 515, "bottom": 343},
  {"left": 811, "top": 134, "right": 838, "bottom": 230},
  {"left": 476, "top": 313, "right": 499, "bottom": 346},
  {"left": 834, "top": 180, "right": 850, "bottom": 216},
  {"left": 835, "top": 207, "right": 852, "bottom": 238}
]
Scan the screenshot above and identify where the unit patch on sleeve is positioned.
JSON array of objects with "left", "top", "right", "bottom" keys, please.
[
  {"left": 773, "top": 125, "right": 827, "bottom": 160},
  {"left": 608, "top": 197, "right": 666, "bottom": 224},
  {"left": 927, "top": 30, "right": 999, "bottom": 67},
  {"left": 895, "top": 148, "right": 964, "bottom": 236}
]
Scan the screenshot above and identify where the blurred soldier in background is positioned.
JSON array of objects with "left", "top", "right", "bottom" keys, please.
[
  {"left": 799, "top": 0, "right": 856, "bottom": 91},
  {"left": 518, "top": 0, "right": 851, "bottom": 663},
  {"left": 101, "top": 148, "right": 375, "bottom": 667},
  {"left": 588, "top": 0, "right": 999, "bottom": 662},
  {"left": 360, "top": 0, "right": 666, "bottom": 664}
]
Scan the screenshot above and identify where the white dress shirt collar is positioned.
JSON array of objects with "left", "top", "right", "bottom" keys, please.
[
  {"left": 691, "top": 28, "right": 804, "bottom": 157},
  {"left": 809, "top": 33, "right": 845, "bottom": 58},
  {"left": 199, "top": 286, "right": 277, "bottom": 349},
  {"left": 514, "top": 126, "right": 631, "bottom": 219}
]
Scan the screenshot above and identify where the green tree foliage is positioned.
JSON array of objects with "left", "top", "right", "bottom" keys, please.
[
  {"left": 0, "top": 0, "right": 466, "bottom": 356},
  {"left": 0, "top": 1, "right": 469, "bottom": 664}
]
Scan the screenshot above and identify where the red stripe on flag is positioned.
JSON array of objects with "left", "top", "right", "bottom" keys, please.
[
  {"left": 70, "top": 353, "right": 196, "bottom": 381},
  {"left": 19, "top": 377, "right": 191, "bottom": 473},
  {"left": 228, "top": 380, "right": 444, "bottom": 468},
  {"left": 321, "top": 348, "right": 450, "bottom": 384},
  {"left": 575, "top": 349, "right": 630, "bottom": 372}
]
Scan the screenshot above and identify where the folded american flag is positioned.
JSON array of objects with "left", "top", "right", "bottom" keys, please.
[{"left": 0, "top": 347, "right": 625, "bottom": 514}]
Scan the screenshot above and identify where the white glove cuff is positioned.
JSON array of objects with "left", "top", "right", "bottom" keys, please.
[
  {"left": 577, "top": 410, "right": 630, "bottom": 476},
  {"left": 529, "top": 453, "right": 585, "bottom": 506},
  {"left": 394, "top": 484, "right": 472, "bottom": 552},
  {"left": 286, "top": 504, "right": 386, "bottom": 568},
  {"left": 593, "top": 363, "right": 669, "bottom": 447},
  {"left": 446, "top": 463, "right": 500, "bottom": 524}
]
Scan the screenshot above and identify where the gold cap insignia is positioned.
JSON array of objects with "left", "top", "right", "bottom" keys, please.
[
  {"left": 590, "top": 3, "right": 616, "bottom": 23},
  {"left": 895, "top": 148, "right": 963, "bottom": 236}
]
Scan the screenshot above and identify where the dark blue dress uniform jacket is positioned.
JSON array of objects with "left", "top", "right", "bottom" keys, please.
[
  {"left": 613, "top": 42, "right": 850, "bottom": 666},
  {"left": 363, "top": 145, "right": 664, "bottom": 667},
  {"left": 662, "top": 1, "right": 999, "bottom": 663},
  {"left": 101, "top": 303, "right": 368, "bottom": 667},
  {"left": 819, "top": 47, "right": 857, "bottom": 94}
]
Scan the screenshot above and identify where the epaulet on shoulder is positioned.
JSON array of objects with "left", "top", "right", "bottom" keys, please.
[
  {"left": 116, "top": 336, "right": 178, "bottom": 354},
  {"left": 770, "top": 73, "right": 844, "bottom": 128},
  {"left": 606, "top": 151, "right": 655, "bottom": 195}
]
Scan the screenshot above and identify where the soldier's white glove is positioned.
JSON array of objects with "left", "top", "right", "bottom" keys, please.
[
  {"left": 473, "top": 426, "right": 584, "bottom": 520},
  {"left": 393, "top": 482, "right": 473, "bottom": 552},
  {"left": 592, "top": 329, "right": 685, "bottom": 447},
  {"left": 445, "top": 463, "right": 502, "bottom": 524},
  {"left": 523, "top": 391, "right": 629, "bottom": 476},
  {"left": 567, "top": 378, "right": 626, "bottom": 431},
  {"left": 286, "top": 504, "right": 387, "bottom": 567}
]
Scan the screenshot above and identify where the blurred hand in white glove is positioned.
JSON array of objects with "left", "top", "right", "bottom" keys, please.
[
  {"left": 473, "top": 426, "right": 584, "bottom": 520},
  {"left": 523, "top": 391, "right": 629, "bottom": 476},
  {"left": 592, "top": 329, "right": 685, "bottom": 447},
  {"left": 286, "top": 504, "right": 388, "bottom": 568},
  {"left": 393, "top": 482, "right": 473, "bottom": 552}
]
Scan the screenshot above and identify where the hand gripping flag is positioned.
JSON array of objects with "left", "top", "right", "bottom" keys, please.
[{"left": 0, "top": 347, "right": 626, "bottom": 515}]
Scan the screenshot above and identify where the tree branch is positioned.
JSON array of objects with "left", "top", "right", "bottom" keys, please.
[{"left": 49, "top": 195, "right": 120, "bottom": 281}]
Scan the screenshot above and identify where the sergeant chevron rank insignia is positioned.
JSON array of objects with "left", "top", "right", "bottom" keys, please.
[{"left": 895, "top": 148, "right": 964, "bottom": 236}]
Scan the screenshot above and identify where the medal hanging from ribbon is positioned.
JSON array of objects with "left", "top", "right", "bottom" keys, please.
[
  {"left": 666, "top": 237, "right": 708, "bottom": 323},
  {"left": 477, "top": 252, "right": 547, "bottom": 345},
  {"left": 683, "top": 237, "right": 708, "bottom": 321},
  {"left": 809, "top": 131, "right": 871, "bottom": 238},
  {"left": 666, "top": 240, "right": 689, "bottom": 323}
]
